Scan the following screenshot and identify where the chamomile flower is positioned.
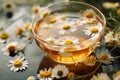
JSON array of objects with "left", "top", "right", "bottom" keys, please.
[
  {"left": 83, "top": 9, "right": 97, "bottom": 19},
  {"left": 55, "top": 36, "right": 79, "bottom": 45},
  {"left": 97, "top": 52, "right": 112, "bottom": 64},
  {"left": 83, "top": 22, "right": 103, "bottom": 37},
  {"left": 1, "top": 42, "right": 18, "bottom": 56},
  {"left": 1, "top": 41, "right": 26, "bottom": 56},
  {"left": 23, "top": 22, "right": 31, "bottom": 31},
  {"left": 16, "top": 27, "right": 24, "bottom": 37},
  {"left": 113, "top": 70, "right": 120, "bottom": 79},
  {"left": 27, "top": 76, "right": 36, "bottom": 80},
  {"left": 103, "top": 2, "right": 119, "bottom": 9},
  {"left": 117, "top": 8, "right": 120, "bottom": 16},
  {"left": 2, "top": 1, "right": 15, "bottom": 12},
  {"left": 45, "top": 36, "right": 56, "bottom": 44},
  {"left": 52, "top": 64, "right": 69, "bottom": 79},
  {"left": 0, "top": 32, "right": 9, "bottom": 43},
  {"left": 57, "top": 21, "right": 77, "bottom": 34},
  {"left": 113, "top": 75, "right": 120, "bottom": 80},
  {"left": 84, "top": 55, "right": 96, "bottom": 66},
  {"left": 39, "top": 7, "right": 51, "bottom": 19},
  {"left": 104, "top": 31, "right": 118, "bottom": 45},
  {"left": 37, "top": 68, "right": 53, "bottom": 80},
  {"left": 32, "top": 5, "right": 40, "bottom": 14},
  {"left": 8, "top": 56, "right": 28, "bottom": 72},
  {"left": 90, "top": 73, "right": 111, "bottom": 80}
]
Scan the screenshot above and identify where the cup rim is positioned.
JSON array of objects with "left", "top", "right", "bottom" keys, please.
[{"left": 32, "top": 1, "right": 106, "bottom": 46}]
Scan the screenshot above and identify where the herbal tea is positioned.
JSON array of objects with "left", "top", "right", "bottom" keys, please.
[{"left": 34, "top": 8, "right": 104, "bottom": 64}]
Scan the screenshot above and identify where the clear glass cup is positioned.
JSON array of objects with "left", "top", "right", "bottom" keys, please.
[{"left": 32, "top": 1, "right": 106, "bottom": 64}]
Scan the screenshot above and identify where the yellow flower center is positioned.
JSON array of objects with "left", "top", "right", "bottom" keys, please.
[
  {"left": 33, "top": 7, "right": 39, "bottom": 14},
  {"left": 49, "top": 17, "right": 56, "bottom": 23},
  {"left": 47, "top": 39, "right": 54, "bottom": 43},
  {"left": 117, "top": 9, "right": 120, "bottom": 16},
  {"left": 8, "top": 45, "right": 16, "bottom": 52},
  {"left": 64, "top": 40, "right": 73, "bottom": 45},
  {"left": 90, "top": 27, "right": 98, "bottom": 33},
  {"left": 16, "top": 27, "right": 23, "bottom": 36},
  {"left": 85, "top": 13, "right": 93, "bottom": 18},
  {"left": 0, "top": 32, "right": 9, "bottom": 39},
  {"left": 85, "top": 56, "right": 96, "bottom": 64},
  {"left": 24, "top": 22, "right": 30, "bottom": 30},
  {"left": 6, "top": 3, "right": 12, "bottom": 9},
  {"left": 67, "top": 72, "right": 74, "bottom": 79},
  {"left": 13, "top": 59, "right": 22, "bottom": 67},
  {"left": 62, "top": 24, "right": 70, "bottom": 30},
  {"left": 40, "top": 71, "right": 51, "bottom": 78},
  {"left": 98, "top": 53, "right": 109, "bottom": 60},
  {"left": 109, "top": 2, "right": 115, "bottom": 7}
]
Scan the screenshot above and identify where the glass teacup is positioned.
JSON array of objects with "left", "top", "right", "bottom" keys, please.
[{"left": 32, "top": 1, "right": 106, "bottom": 64}]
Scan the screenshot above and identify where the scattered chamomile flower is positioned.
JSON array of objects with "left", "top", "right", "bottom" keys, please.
[
  {"left": 55, "top": 36, "right": 79, "bottom": 45},
  {"left": 90, "top": 73, "right": 111, "bottom": 80},
  {"left": 104, "top": 31, "right": 118, "bottom": 46},
  {"left": 52, "top": 64, "right": 69, "bottom": 79},
  {"left": 97, "top": 52, "right": 112, "bottom": 64},
  {"left": 2, "top": 1, "right": 15, "bottom": 12},
  {"left": 8, "top": 56, "right": 28, "bottom": 72},
  {"left": 83, "top": 22, "right": 103, "bottom": 37},
  {"left": 67, "top": 72, "right": 75, "bottom": 80},
  {"left": 57, "top": 21, "right": 77, "bottom": 34},
  {"left": 0, "top": 31, "right": 9, "bottom": 43},
  {"left": 1, "top": 41, "right": 18, "bottom": 56},
  {"left": 113, "top": 70, "right": 120, "bottom": 80},
  {"left": 117, "top": 8, "right": 120, "bottom": 16},
  {"left": 37, "top": 68, "right": 53, "bottom": 80},
  {"left": 113, "top": 75, "right": 120, "bottom": 80},
  {"left": 32, "top": 5, "right": 40, "bottom": 14},
  {"left": 84, "top": 55, "right": 96, "bottom": 66},
  {"left": 83, "top": 9, "right": 97, "bottom": 19},
  {"left": 27, "top": 76, "right": 36, "bottom": 80},
  {"left": 102, "top": 2, "right": 119, "bottom": 9},
  {"left": 16, "top": 27, "right": 24, "bottom": 37},
  {"left": 1, "top": 41, "right": 26, "bottom": 57},
  {"left": 23, "top": 22, "right": 31, "bottom": 31}
]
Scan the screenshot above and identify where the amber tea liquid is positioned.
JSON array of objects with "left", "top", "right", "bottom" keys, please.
[{"left": 34, "top": 12, "right": 103, "bottom": 64}]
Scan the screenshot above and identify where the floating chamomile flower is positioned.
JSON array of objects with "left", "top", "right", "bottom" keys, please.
[
  {"left": 27, "top": 76, "right": 36, "bottom": 80},
  {"left": 84, "top": 55, "right": 96, "bottom": 66},
  {"left": 57, "top": 21, "right": 77, "bottom": 34},
  {"left": 1, "top": 41, "right": 26, "bottom": 57},
  {"left": 8, "top": 56, "right": 28, "bottom": 72},
  {"left": 113, "top": 70, "right": 120, "bottom": 80},
  {"left": 55, "top": 36, "right": 79, "bottom": 45},
  {"left": 97, "top": 52, "right": 112, "bottom": 64},
  {"left": 83, "top": 22, "right": 103, "bottom": 37},
  {"left": 45, "top": 36, "right": 56, "bottom": 44},
  {"left": 37, "top": 68, "right": 53, "bottom": 80},
  {"left": 0, "top": 32, "right": 9, "bottom": 43},
  {"left": 102, "top": 2, "right": 119, "bottom": 9},
  {"left": 90, "top": 73, "right": 111, "bottom": 80},
  {"left": 83, "top": 9, "right": 96, "bottom": 19},
  {"left": 52, "top": 64, "right": 69, "bottom": 79}
]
